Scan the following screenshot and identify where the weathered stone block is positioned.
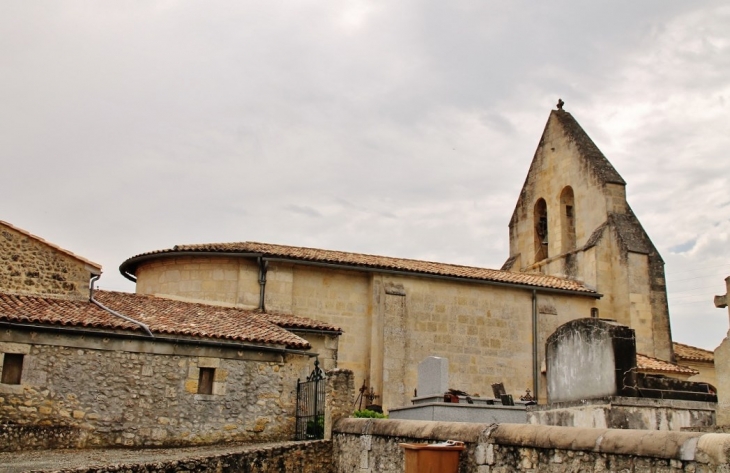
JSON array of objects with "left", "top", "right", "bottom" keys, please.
[{"left": 546, "top": 318, "right": 636, "bottom": 403}]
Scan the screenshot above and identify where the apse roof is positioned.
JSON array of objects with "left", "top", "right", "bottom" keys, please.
[{"left": 121, "top": 241, "right": 599, "bottom": 296}]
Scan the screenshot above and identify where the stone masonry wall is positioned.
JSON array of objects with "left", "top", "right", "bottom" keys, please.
[
  {"left": 505, "top": 111, "right": 673, "bottom": 362},
  {"left": 0, "top": 423, "right": 87, "bottom": 452},
  {"left": 47, "top": 440, "right": 334, "bottom": 473},
  {"left": 134, "top": 257, "right": 260, "bottom": 308},
  {"left": 134, "top": 256, "right": 599, "bottom": 412},
  {"left": 324, "top": 369, "right": 355, "bottom": 440},
  {"left": 0, "top": 337, "right": 310, "bottom": 449},
  {"left": 0, "top": 222, "right": 96, "bottom": 300},
  {"left": 334, "top": 418, "right": 730, "bottom": 472}
]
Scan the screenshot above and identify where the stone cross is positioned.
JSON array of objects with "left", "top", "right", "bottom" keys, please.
[
  {"left": 714, "top": 276, "right": 730, "bottom": 327},
  {"left": 713, "top": 276, "right": 730, "bottom": 425}
]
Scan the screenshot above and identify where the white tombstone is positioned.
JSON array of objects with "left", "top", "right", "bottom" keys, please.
[{"left": 417, "top": 356, "right": 449, "bottom": 397}]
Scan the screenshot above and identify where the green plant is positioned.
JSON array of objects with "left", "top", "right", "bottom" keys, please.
[
  {"left": 305, "top": 416, "right": 324, "bottom": 438},
  {"left": 353, "top": 409, "right": 388, "bottom": 419}
]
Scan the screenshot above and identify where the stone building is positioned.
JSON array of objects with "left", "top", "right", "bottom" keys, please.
[
  {"left": 501, "top": 108, "right": 672, "bottom": 361},
  {"left": 0, "top": 220, "right": 340, "bottom": 448},
  {"left": 672, "top": 342, "right": 716, "bottom": 388},
  {"left": 119, "top": 107, "right": 687, "bottom": 411}
]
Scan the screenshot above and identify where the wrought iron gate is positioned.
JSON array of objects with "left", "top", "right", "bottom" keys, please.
[{"left": 295, "top": 358, "right": 326, "bottom": 440}]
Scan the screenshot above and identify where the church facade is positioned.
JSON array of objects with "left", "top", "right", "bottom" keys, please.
[{"left": 120, "top": 107, "right": 676, "bottom": 410}]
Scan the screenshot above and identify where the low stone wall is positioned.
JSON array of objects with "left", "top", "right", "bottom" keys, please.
[
  {"left": 0, "top": 423, "right": 87, "bottom": 452},
  {"left": 334, "top": 418, "right": 730, "bottom": 472},
  {"left": 46, "top": 440, "right": 333, "bottom": 473}
]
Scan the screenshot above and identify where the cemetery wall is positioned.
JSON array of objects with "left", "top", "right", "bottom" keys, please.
[
  {"left": 334, "top": 418, "right": 730, "bottom": 472},
  {"left": 45, "top": 440, "right": 334, "bottom": 473}
]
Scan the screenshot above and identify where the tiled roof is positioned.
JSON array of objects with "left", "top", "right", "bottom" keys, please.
[
  {"left": 250, "top": 310, "right": 342, "bottom": 333},
  {"left": 636, "top": 353, "right": 699, "bottom": 376},
  {"left": 0, "top": 220, "right": 102, "bottom": 271},
  {"left": 0, "top": 292, "right": 137, "bottom": 332},
  {"left": 121, "top": 242, "right": 597, "bottom": 295},
  {"left": 673, "top": 342, "right": 714, "bottom": 362},
  {"left": 0, "top": 290, "right": 339, "bottom": 349}
]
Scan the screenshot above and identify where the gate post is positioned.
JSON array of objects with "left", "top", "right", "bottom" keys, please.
[{"left": 324, "top": 368, "right": 355, "bottom": 440}]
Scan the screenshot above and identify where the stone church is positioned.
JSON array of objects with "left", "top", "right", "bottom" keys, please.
[{"left": 119, "top": 107, "right": 680, "bottom": 410}]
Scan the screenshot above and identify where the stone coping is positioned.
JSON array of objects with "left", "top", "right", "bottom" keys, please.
[
  {"left": 527, "top": 396, "right": 717, "bottom": 412},
  {"left": 334, "top": 419, "right": 485, "bottom": 442},
  {"left": 333, "top": 419, "right": 730, "bottom": 463}
]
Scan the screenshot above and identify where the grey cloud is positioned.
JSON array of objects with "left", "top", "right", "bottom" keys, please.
[{"left": 1, "top": 1, "right": 729, "bottom": 349}]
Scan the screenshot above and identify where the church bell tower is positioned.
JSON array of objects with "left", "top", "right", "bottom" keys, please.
[{"left": 502, "top": 103, "right": 673, "bottom": 361}]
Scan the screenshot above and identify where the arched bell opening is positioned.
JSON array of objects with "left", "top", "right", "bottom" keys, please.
[
  {"left": 534, "top": 198, "right": 548, "bottom": 262},
  {"left": 560, "top": 186, "right": 576, "bottom": 253}
]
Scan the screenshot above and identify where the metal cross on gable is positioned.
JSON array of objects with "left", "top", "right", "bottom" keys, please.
[{"left": 715, "top": 276, "right": 730, "bottom": 328}]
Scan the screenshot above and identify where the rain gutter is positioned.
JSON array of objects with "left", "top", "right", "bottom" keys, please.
[{"left": 258, "top": 256, "right": 268, "bottom": 311}]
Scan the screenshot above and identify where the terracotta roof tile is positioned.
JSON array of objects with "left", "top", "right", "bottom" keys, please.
[
  {"left": 0, "top": 220, "right": 102, "bottom": 271},
  {"left": 673, "top": 342, "right": 714, "bottom": 362},
  {"left": 636, "top": 353, "right": 699, "bottom": 376},
  {"left": 121, "top": 242, "right": 597, "bottom": 295},
  {"left": 250, "top": 310, "right": 342, "bottom": 333},
  {"left": 0, "top": 291, "right": 339, "bottom": 349},
  {"left": 0, "top": 292, "right": 136, "bottom": 331}
]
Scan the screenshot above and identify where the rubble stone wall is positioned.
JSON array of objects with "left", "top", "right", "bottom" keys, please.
[
  {"left": 0, "top": 331, "right": 312, "bottom": 449},
  {"left": 0, "top": 221, "right": 97, "bottom": 300},
  {"left": 0, "top": 423, "right": 86, "bottom": 452},
  {"left": 47, "top": 441, "right": 334, "bottom": 473},
  {"left": 334, "top": 418, "right": 730, "bottom": 472}
]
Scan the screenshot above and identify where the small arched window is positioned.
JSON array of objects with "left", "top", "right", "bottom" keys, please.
[
  {"left": 560, "top": 187, "right": 576, "bottom": 253},
  {"left": 534, "top": 198, "right": 548, "bottom": 261}
]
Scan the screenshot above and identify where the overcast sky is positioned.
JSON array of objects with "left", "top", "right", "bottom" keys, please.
[{"left": 2, "top": 1, "right": 729, "bottom": 350}]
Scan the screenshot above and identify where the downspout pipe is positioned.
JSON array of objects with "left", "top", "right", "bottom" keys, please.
[
  {"left": 532, "top": 289, "right": 539, "bottom": 403},
  {"left": 258, "top": 257, "right": 268, "bottom": 311},
  {"left": 89, "top": 275, "right": 154, "bottom": 337}
]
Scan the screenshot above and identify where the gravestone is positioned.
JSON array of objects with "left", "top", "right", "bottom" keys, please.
[
  {"left": 417, "top": 356, "right": 449, "bottom": 398},
  {"left": 491, "top": 383, "right": 506, "bottom": 398},
  {"left": 546, "top": 318, "right": 637, "bottom": 403}
]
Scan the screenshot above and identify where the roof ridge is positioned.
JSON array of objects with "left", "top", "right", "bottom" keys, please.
[
  {"left": 121, "top": 241, "right": 597, "bottom": 294},
  {"left": 673, "top": 341, "right": 713, "bottom": 352}
]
